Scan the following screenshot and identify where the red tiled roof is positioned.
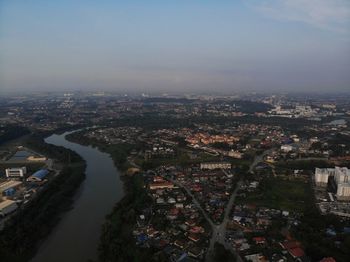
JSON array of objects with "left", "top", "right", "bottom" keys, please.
[
  {"left": 188, "top": 233, "right": 200, "bottom": 242},
  {"left": 253, "top": 237, "right": 266, "bottom": 243},
  {"left": 320, "top": 257, "right": 336, "bottom": 262},
  {"left": 280, "top": 240, "right": 301, "bottom": 250},
  {"left": 289, "top": 247, "right": 305, "bottom": 258},
  {"left": 149, "top": 181, "right": 174, "bottom": 189}
]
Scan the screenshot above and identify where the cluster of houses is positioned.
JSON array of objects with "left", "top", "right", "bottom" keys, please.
[
  {"left": 132, "top": 173, "right": 211, "bottom": 261},
  {"left": 185, "top": 133, "right": 239, "bottom": 146},
  {"left": 85, "top": 127, "right": 142, "bottom": 145},
  {"left": 172, "top": 165, "right": 234, "bottom": 224},
  {"left": 226, "top": 203, "right": 306, "bottom": 260}
]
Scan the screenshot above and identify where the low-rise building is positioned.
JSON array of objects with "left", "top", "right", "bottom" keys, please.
[
  {"left": 5, "top": 167, "right": 27, "bottom": 178},
  {"left": 149, "top": 181, "right": 174, "bottom": 190},
  {"left": 0, "top": 180, "right": 22, "bottom": 194},
  {"left": 200, "top": 162, "right": 231, "bottom": 170},
  {"left": 27, "top": 169, "right": 49, "bottom": 182}
]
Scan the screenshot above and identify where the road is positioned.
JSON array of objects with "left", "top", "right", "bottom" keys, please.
[
  {"left": 161, "top": 149, "right": 273, "bottom": 261},
  {"left": 206, "top": 178, "right": 243, "bottom": 262},
  {"left": 168, "top": 178, "right": 214, "bottom": 228}
]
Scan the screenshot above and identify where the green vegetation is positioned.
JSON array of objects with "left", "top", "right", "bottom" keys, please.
[
  {"left": 95, "top": 113, "right": 316, "bottom": 133},
  {"left": 238, "top": 177, "right": 308, "bottom": 212},
  {"left": 98, "top": 174, "right": 154, "bottom": 262},
  {"left": 213, "top": 243, "right": 236, "bottom": 262},
  {"left": 0, "top": 125, "right": 30, "bottom": 145},
  {"left": 140, "top": 150, "right": 223, "bottom": 170},
  {"left": 211, "top": 142, "right": 231, "bottom": 150},
  {"left": 66, "top": 131, "right": 161, "bottom": 261},
  {"left": 66, "top": 132, "right": 139, "bottom": 171},
  {"left": 276, "top": 159, "right": 333, "bottom": 171},
  {"left": 292, "top": 194, "right": 350, "bottom": 262},
  {"left": 239, "top": 173, "right": 350, "bottom": 261},
  {"left": 0, "top": 135, "right": 86, "bottom": 262},
  {"left": 25, "top": 134, "right": 82, "bottom": 163}
]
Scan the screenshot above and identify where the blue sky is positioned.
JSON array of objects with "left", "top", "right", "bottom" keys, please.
[{"left": 1, "top": 0, "right": 349, "bottom": 93}]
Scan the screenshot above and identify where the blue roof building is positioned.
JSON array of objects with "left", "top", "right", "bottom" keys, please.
[{"left": 27, "top": 169, "right": 49, "bottom": 182}]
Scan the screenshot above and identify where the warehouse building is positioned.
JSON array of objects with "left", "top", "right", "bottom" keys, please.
[
  {"left": 0, "top": 180, "right": 22, "bottom": 194},
  {"left": 27, "top": 169, "right": 49, "bottom": 182}
]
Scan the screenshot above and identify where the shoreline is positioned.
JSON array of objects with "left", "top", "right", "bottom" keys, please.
[
  {"left": 65, "top": 130, "right": 155, "bottom": 262},
  {"left": 0, "top": 132, "right": 87, "bottom": 262}
]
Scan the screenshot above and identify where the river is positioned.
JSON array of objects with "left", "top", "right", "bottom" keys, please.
[{"left": 32, "top": 131, "right": 124, "bottom": 262}]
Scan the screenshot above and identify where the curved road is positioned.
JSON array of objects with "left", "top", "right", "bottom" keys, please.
[{"left": 171, "top": 149, "right": 273, "bottom": 261}]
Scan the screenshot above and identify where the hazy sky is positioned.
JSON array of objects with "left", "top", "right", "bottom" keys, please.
[{"left": 1, "top": 0, "right": 350, "bottom": 94}]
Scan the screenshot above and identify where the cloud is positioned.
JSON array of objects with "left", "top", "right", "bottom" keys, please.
[{"left": 247, "top": 0, "right": 350, "bottom": 33}]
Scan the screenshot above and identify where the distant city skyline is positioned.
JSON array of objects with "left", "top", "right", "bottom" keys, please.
[{"left": 1, "top": 0, "right": 349, "bottom": 94}]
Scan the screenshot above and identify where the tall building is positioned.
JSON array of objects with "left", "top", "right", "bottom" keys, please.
[
  {"left": 314, "top": 168, "right": 334, "bottom": 186},
  {"left": 334, "top": 166, "right": 350, "bottom": 184},
  {"left": 315, "top": 167, "right": 350, "bottom": 199}
]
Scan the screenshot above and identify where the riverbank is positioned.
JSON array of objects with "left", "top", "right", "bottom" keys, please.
[
  {"left": 0, "top": 134, "right": 86, "bottom": 262},
  {"left": 65, "top": 131, "right": 136, "bottom": 172},
  {"left": 65, "top": 130, "right": 158, "bottom": 262}
]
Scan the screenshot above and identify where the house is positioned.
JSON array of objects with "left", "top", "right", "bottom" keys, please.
[
  {"left": 319, "top": 257, "right": 336, "bottom": 262},
  {"left": 253, "top": 236, "right": 266, "bottom": 245},
  {"left": 188, "top": 233, "right": 200, "bottom": 242},
  {"left": 188, "top": 247, "right": 203, "bottom": 258},
  {"left": 174, "top": 239, "right": 186, "bottom": 249},
  {"left": 149, "top": 181, "right": 174, "bottom": 190},
  {"left": 280, "top": 240, "right": 305, "bottom": 259}
]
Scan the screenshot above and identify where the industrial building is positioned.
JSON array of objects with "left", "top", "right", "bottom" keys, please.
[
  {"left": 5, "top": 167, "right": 27, "bottom": 178},
  {"left": 26, "top": 169, "right": 49, "bottom": 182},
  {"left": 0, "top": 180, "right": 22, "bottom": 194}
]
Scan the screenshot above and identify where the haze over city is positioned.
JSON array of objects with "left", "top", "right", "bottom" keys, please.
[
  {"left": 1, "top": 0, "right": 350, "bottom": 94},
  {"left": 1, "top": 1, "right": 350, "bottom": 262}
]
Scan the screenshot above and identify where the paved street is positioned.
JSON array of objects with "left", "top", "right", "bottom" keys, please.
[{"left": 163, "top": 149, "right": 272, "bottom": 261}]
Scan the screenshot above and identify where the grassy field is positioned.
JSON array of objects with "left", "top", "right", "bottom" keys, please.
[{"left": 240, "top": 177, "right": 309, "bottom": 212}]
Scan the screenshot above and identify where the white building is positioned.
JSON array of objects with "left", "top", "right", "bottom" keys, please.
[
  {"left": 315, "top": 168, "right": 334, "bottom": 186},
  {"left": 200, "top": 162, "right": 231, "bottom": 170},
  {"left": 5, "top": 167, "right": 27, "bottom": 178},
  {"left": 315, "top": 167, "right": 350, "bottom": 200},
  {"left": 281, "top": 145, "right": 293, "bottom": 153},
  {"left": 336, "top": 183, "right": 350, "bottom": 199},
  {"left": 228, "top": 150, "right": 243, "bottom": 159},
  {"left": 334, "top": 166, "right": 350, "bottom": 184}
]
